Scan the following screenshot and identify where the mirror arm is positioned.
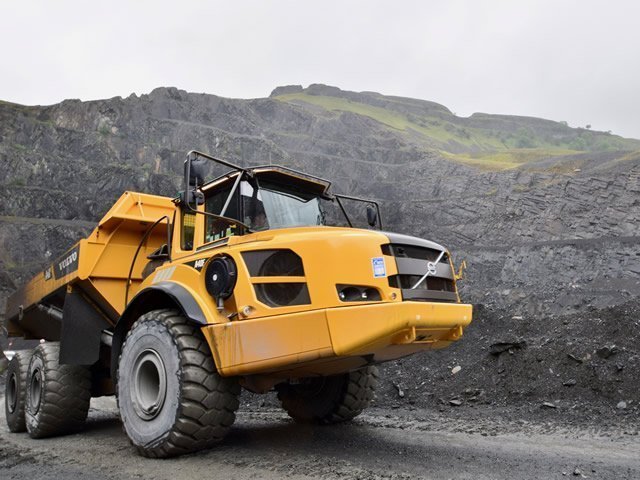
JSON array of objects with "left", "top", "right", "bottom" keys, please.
[
  {"left": 333, "top": 193, "right": 383, "bottom": 229},
  {"left": 334, "top": 196, "right": 353, "bottom": 228}
]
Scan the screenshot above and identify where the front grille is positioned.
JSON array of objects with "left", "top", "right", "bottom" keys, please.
[
  {"left": 388, "top": 275, "right": 455, "bottom": 292},
  {"left": 381, "top": 244, "right": 449, "bottom": 264},
  {"left": 382, "top": 242, "right": 457, "bottom": 303}
]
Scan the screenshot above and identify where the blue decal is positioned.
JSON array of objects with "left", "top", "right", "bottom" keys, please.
[{"left": 372, "top": 257, "right": 386, "bottom": 278}]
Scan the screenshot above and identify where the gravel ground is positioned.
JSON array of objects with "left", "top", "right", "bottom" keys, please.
[
  {"left": 1, "top": 396, "right": 639, "bottom": 480},
  {"left": 372, "top": 300, "right": 640, "bottom": 426},
  {"left": 1, "top": 303, "right": 639, "bottom": 479}
]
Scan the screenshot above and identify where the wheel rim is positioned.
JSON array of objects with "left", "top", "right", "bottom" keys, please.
[
  {"left": 132, "top": 349, "right": 167, "bottom": 421},
  {"left": 7, "top": 372, "right": 18, "bottom": 413},
  {"left": 29, "top": 368, "right": 42, "bottom": 414}
]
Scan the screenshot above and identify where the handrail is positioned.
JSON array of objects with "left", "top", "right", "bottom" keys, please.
[{"left": 124, "top": 215, "right": 171, "bottom": 307}]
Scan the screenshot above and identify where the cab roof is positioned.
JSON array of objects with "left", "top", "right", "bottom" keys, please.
[{"left": 201, "top": 165, "right": 332, "bottom": 198}]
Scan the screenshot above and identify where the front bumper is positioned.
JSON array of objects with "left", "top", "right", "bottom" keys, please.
[{"left": 202, "top": 301, "right": 472, "bottom": 377}]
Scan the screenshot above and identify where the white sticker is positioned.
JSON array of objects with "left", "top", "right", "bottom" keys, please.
[
  {"left": 153, "top": 266, "right": 176, "bottom": 283},
  {"left": 372, "top": 257, "right": 386, "bottom": 278}
]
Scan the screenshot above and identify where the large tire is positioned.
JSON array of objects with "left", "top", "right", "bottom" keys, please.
[
  {"left": 117, "top": 309, "right": 240, "bottom": 458},
  {"left": 276, "top": 366, "right": 379, "bottom": 424},
  {"left": 25, "top": 343, "right": 91, "bottom": 438},
  {"left": 5, "top": 350, "right": 33, "bottom": 432}
]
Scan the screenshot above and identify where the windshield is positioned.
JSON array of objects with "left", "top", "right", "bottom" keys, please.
[
  {"left": 203, "top": 176, "right": 377, "bottom": 242},
  {"left": 204, "top": 179, "right": 326, "bottom": 242},
  {"left": 241, "top": 181, "right": 324, "bottom": 232}
]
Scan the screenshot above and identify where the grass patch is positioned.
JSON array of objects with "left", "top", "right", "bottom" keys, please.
[
  {"left": 12, "top": 143, "right": 28, "bottom": 152},
  {"left": 275, "top": 92, "right": 640, "bottom": 157},
  {"left": 275, "top": 93, "right": 506, "bottom": 150},
  {"left": 9, "top": 177, "right": 26, "bottom": 186},
  {"left": 441, "top": 148, "right": 582, "bottom": 171}
]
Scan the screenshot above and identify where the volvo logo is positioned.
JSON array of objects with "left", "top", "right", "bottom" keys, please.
[
  {"left": 58, "top": 251, "right": 78, "bottom": 271},
  {"left": 411, "top": 250, "right": 445, "bottom": 290},
  {"left": 53, "top": 246, "right": 80, "bottom": 279}
]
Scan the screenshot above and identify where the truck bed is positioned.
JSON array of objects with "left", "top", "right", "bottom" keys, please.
[{"left": 5, "top": 192, "right": 175, "bottom": 340}]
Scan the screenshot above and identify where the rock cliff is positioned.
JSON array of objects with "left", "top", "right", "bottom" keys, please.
[{"left": 1, "top": 84, "right": 639, "bottom": 319}]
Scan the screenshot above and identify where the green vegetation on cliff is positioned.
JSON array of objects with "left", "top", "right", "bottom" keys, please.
[{"left": 274, "top": 88, "right": 640, "bottom": 171}]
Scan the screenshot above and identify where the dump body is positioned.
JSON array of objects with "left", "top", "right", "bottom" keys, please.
[{"left": 5, "top": 191, "right": 174, "bottom": 339}]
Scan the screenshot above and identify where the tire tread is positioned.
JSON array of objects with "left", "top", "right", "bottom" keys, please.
[
  {"left": 4, "top": 350, "right": 33, "bottom": 432},
  {"left": 277, "top": 365, "right": 378, "bottom": 424},
  {"left": 118, "top": 309, "right": 239, "bottom": 458},
  {"left": 26, "top": 343, "right": 91, "bottom": 438}
]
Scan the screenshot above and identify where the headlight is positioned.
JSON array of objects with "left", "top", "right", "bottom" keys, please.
[{"left": 336, "top": 285, "right": 381, "bottom": 302}]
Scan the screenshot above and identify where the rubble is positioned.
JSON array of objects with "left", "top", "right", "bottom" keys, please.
[
  {"left": 596, "top": 345, "right": 619, "bottom": 359},
  {"left": 489, "top": 340, "right": 527, "bottom": 355}
]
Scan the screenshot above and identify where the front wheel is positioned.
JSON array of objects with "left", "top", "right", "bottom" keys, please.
[
  {"left": 276, "top": 366, "right": 379, "bottom": 424},
  {"left": 117, "top": 309, "right": 240, "bottom": 458}
]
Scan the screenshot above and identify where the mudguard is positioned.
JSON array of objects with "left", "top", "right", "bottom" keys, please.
[{"left": 110, "top": 281, "right": 208, "bottom": 378}]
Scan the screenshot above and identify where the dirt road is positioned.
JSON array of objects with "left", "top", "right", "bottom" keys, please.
[{"left": 1, "top": 395, "right": 638, "bottom": 480}]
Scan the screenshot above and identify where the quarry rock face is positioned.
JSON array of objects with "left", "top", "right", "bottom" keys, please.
[
  {"left": 2, "top": 84, "right": 640, "bottom": 416},
  {"left": 0, "top": 84, "right": 639, "bottom": 319}
]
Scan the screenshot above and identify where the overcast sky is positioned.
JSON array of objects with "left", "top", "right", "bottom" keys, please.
[{"left": 2, "top": 1, "right": 640, "bottom": 138}]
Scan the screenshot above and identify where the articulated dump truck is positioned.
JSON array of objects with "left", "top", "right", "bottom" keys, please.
[{"left": 3, "top": 151, "right": 472, "bottom": 457}]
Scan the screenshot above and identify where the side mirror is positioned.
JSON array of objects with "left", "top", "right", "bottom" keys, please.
[
  {"left": 182, "top": 153, "right": 207, "bottom": 207},
  {"left": 189, "top": 158, "right": 207, "bottom": 187},
  {"left": 366, "top": 204, "right": 378, "bottom": 227}
]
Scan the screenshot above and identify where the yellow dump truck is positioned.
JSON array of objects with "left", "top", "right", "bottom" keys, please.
[{"left": 3, "top": 150, "right": 472, "bottom": 457}]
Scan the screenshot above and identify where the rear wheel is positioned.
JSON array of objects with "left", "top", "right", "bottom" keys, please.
[
  {"left": 276, "top": 366, "right": 379, "bottom": 424},
  {"left": 117, "top": 309, "right": 240, "bottom": 458},
  {"left": 5, "top": 350, "right": 33, "bottom": 432},
  {"left": 25, "top": 343, "right": 91, "bottom": 438}
]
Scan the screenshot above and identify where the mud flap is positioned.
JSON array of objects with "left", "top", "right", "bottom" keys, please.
[{"left": 60, "top": 289, "right": 111, "bottom": 366}]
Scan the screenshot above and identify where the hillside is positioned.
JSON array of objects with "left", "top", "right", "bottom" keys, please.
[
  {"left": 1, "top": 83, "right": 640, "bottom": 418},
  {"left": 1, "top": 84, "right": 639, "bottom": 317},
  {"left": 273, "top": 84, "right": 640, "bottom": 166}
]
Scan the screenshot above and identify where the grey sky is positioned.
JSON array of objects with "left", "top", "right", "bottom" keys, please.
[{"left": 2, "top": 0, "right": 640, "bottom": 138}]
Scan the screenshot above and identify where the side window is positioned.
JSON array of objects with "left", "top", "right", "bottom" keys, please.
[
  {"left": 204, "top": 185, "right": 240, "bottom": 243},
  {"left": 181, "top": 212, "right": 196, "bottom": 250},
  {"left": 241, "top": 181, "right": 269, "bottom": 231}
]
